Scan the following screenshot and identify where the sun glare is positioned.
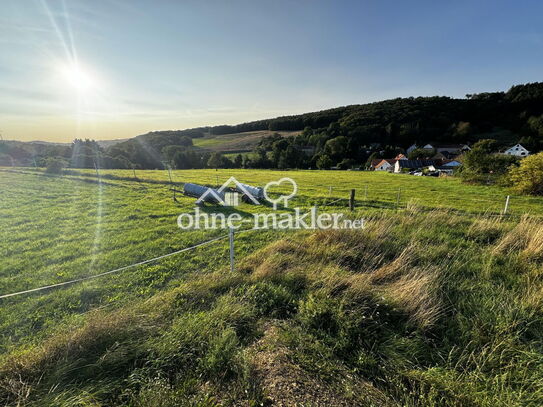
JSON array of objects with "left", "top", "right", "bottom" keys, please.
[{"left": 62, "top": 63, "right": 95, "bottom": 92}]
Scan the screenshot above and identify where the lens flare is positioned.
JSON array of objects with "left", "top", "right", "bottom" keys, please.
[{"left": 62, "top": 63, "right": 95, "bottom": 92}]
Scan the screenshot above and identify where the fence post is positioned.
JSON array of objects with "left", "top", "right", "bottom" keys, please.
[
  {"left": 93, "top": 161, "right": 100, "bottom": 178},
  {"left": 349, "top": 189, "right": 355, "bottom": 211},
  {"left": 364, "top": 185, "right": 368, "bottom": 200},
  {"left": 329, "top": 186, "right": 332, "bottom": 196},
  {"left": 503, "top": 195, "right": 510, "bottom": 215},
  {"left": 229, "top": 227, "right": 235, "bottom": 272},
  {"left": 396, "top": 188, "right": 401, "bottom": 208}
]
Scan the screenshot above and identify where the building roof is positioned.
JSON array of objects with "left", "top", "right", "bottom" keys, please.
[
  {"left": 505, "top": 143, "right": 529, "bottom": 151},
  {"left": 424, "top": 143, "right": 468, "bottom": 149},
  {"left": 441, "top": 159, "right": 461, "bottom": 166},
  {"left": 396, "top": 159, "right": 435, "bottom": 168},
  {"left": 371, "top": 158, "right": 396, "bottom": 168}
]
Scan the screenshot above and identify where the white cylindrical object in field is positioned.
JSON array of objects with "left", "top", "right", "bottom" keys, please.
[
  {"left": 236, "top": 183, "right": 264, "bottom": 200},
  {"left": 183, "top": 183, "right": 224, "bottom": 203}
]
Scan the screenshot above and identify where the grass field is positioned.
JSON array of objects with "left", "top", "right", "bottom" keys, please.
[
  {"left": 0, "top": 168, "right": 298, "bottom": 352},
  {"left": 1, "top": 167, "right": 543, "bottom": 406},
  {"left": 8, "top": 167, "right": 543, "bottom": 215}
]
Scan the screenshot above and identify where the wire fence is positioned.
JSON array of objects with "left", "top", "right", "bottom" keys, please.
[
  {"left": 0, "top": 226, "right": 295, "bottom": 301},
  {"left": 298, "top": 185, "right": 538, "bottom": 217},
  {"left": 0, "top": 234, "right": 230, "bottom": 299}
]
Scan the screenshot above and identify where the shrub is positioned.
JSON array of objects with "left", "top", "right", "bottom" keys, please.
[
  {"left": 316, "top": 154, "right": 332, "bottom": 170},
  {"left": 45, "top": 157, "right": 66, "bottom": 174},
  {"left": 508, "top": 152, "right": 543, "bottom": 195},
  {"left": 459, "top": 139, "right": 519, "bottom": 185},
  {"left": 337, "top": 158, "right": 357, "bottom": 170}
]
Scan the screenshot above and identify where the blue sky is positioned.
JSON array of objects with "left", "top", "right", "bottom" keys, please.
[{"left": 1, "top": 0, "right": 542, "bottom": 141}]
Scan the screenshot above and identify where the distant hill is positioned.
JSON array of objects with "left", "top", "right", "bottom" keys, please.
[
  {"left": 2, "top": 82, "right": 543, "bottom": 169},
  {"left": 96, "top": 138, "right": 130, "bottom": 148}
]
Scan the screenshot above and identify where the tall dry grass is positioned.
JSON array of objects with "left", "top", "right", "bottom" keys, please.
[{"left": 493, "top": 215, "right": 543, "bottom": 261}]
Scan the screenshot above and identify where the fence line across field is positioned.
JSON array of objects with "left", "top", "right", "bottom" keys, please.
[
  {"left": 0, "top": 226, "right": 284, "bottom": 300},
  {"left": 311, "top": 189, "right": 513, "bottom": 215},
  {"left": 0, "top": 233, "right": 230, "bottom": 300},
  {"left": 1, "top": 168, "right": 522, "bottom": 216}
]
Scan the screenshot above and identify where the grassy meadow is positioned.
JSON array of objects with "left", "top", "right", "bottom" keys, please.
[{"left": 1, "top": 167, "right": 543, "bottom": 406}]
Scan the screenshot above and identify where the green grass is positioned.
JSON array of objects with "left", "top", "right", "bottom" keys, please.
[
  {"left": 1, "top": 167, "right": 543, "bottom": 405},
  {"left": 12, "top": 167, "right": 543, "bottom": 215},
  {"left": 0, "top": 168, "right": 296, "bottom": 353}
]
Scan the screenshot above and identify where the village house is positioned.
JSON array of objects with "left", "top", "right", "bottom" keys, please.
[
  {"left": 502, "top": 143, "right": 530, "bottom": 157},
  {"left": 428, "top": 160, "right": 461, "bottom": 175},
  {"left": 373, "top": 159, "right": 396, "bottom": 171},
  {"left": 372, "top": 146, "right": 464, "bottom": 175},
  {"left": 394, "top": 159, "right": 435, "bottom": 173},
  {"left": 422, "top": 143, "right": 471, "bottom": 155}
]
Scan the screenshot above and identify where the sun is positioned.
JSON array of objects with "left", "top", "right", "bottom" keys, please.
[{"left": 62, "top": 63, "right": 95, "bottom": 92}]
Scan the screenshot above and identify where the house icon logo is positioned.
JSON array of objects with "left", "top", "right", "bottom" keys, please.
[{"left": 196, "top": 176, "right": 262, "bottom": 206}]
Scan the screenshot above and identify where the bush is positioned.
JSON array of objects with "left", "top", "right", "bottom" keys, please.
[
  {"left": 316, "top": 154, "right": 332, "bottom": 170},
  {"left": 337, "top": 158, "right": 357, "bottom": 170},
  {"left": 459, "top": 143, "right": 519, "bottom": 185},
  {"left": 508, "top": 152, "right": 543, "bottom": 195},
  {"left": 45, "top": 158, "right": 66, "bottom": 174}
]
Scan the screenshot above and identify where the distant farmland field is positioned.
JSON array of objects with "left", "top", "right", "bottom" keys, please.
[{"left": 192, "top": 130, "right": 300, "bottom": 152}]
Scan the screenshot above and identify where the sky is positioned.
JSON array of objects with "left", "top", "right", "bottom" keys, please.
[{"left": 1, "top": 0, "right": 542, "bottom": 142}]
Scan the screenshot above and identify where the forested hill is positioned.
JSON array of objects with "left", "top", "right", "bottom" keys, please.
[{"left": 2, "top": 82, "right": 543, "bottom": 169}]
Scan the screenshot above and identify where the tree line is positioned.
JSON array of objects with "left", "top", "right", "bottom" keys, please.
[{"left": 2, "top": 82, "right": 543, "bottom": 172}]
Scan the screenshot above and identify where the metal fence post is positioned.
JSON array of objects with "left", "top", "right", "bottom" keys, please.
[
  {"left": 396, "top": 188, "right": 401, "bottom": 208},
  {"left": 229, "top": 227, "right": 235, "bottom": 272},
  {"left": 349, "top": 189, "right": 355, "bottom": 211},
  {"left": 503, "top": 195, "right": 510, "bottom": 215}
]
